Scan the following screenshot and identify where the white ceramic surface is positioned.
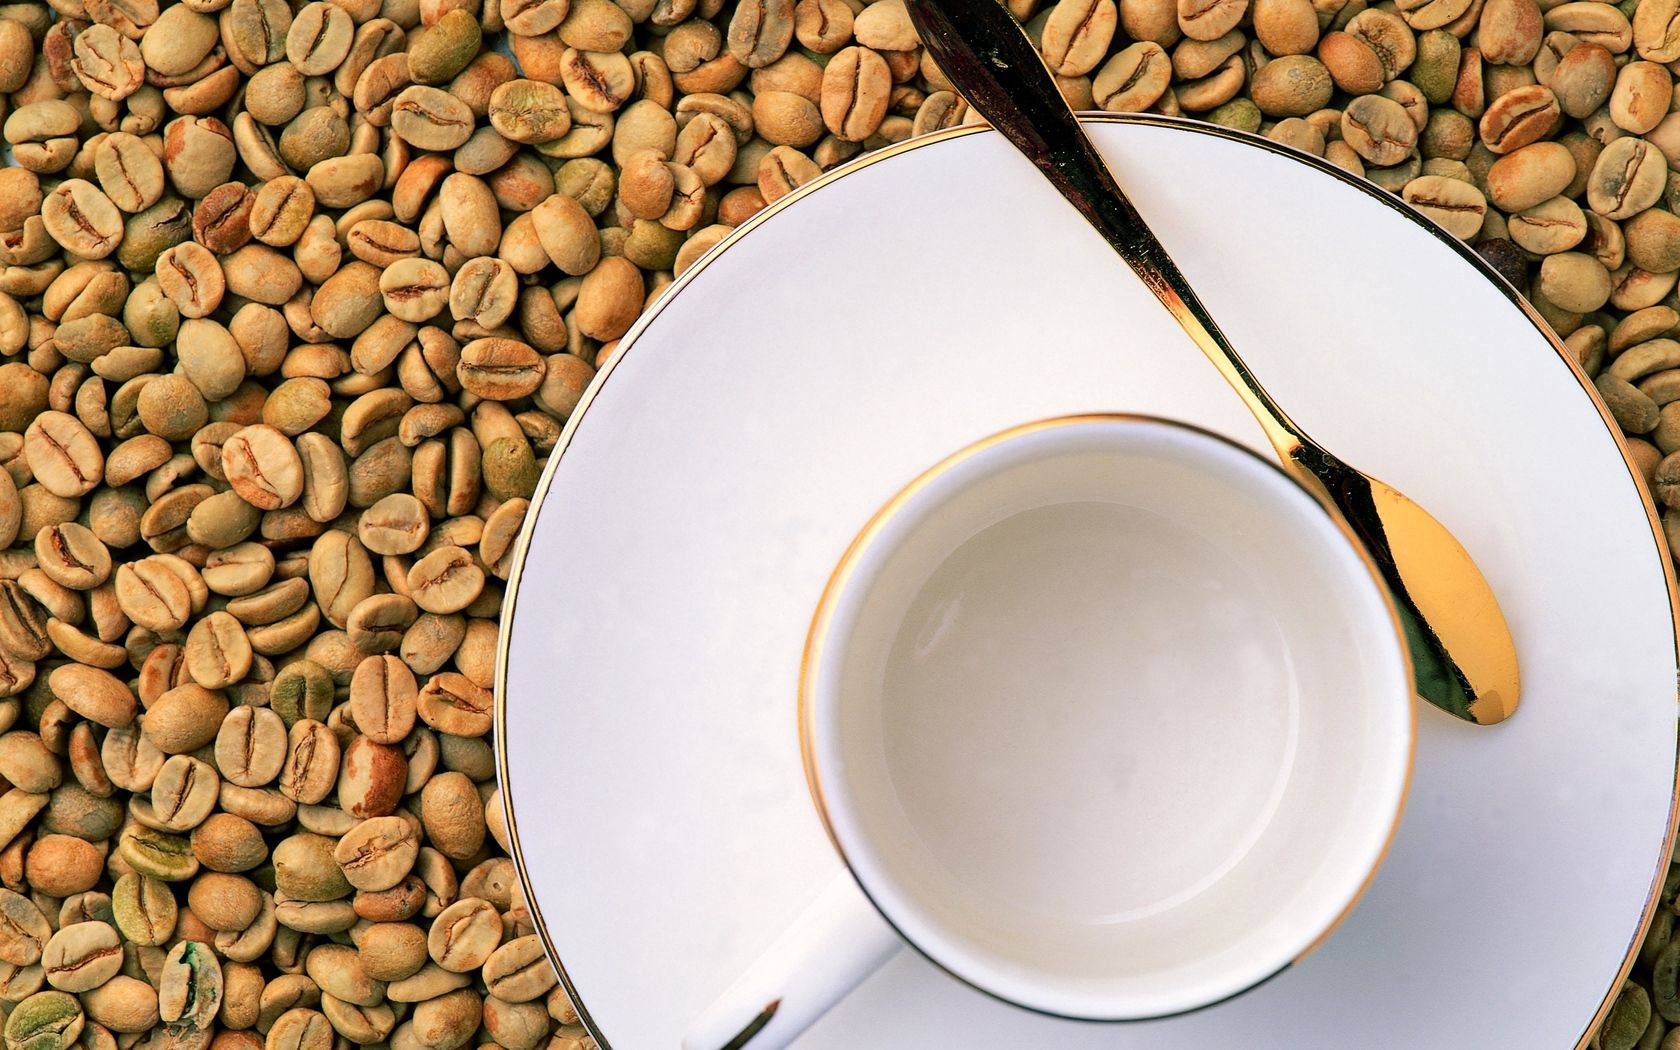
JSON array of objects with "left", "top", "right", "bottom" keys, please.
[
  {"left": 687, "top": 416, "right": 1417, "bottom": 1049},
  {"left": 815, "top": 417, "right": 1414, "bottom": 1013},
  {"left": 498, "top": 116, "right": 1680, "bottom": 1049}
]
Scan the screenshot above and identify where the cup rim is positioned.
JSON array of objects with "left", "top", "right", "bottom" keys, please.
[{"left": 797, "top": 412, "right": 1418, "bottom": 1022}]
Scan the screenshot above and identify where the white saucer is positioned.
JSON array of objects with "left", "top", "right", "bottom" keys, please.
[{"left": 497, "top": 115, "right": 1680, "bottom": 1049}]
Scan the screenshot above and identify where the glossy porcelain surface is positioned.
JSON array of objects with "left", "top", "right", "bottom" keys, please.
[
  {"left": 499, "top": 117, "right": 1680, "bottom": 1049},
  {"left": 805, "top": 416, "right": 1413, "bottom": 1019}
]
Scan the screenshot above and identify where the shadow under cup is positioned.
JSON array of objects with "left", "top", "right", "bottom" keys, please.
[{"left": 807, "top": 417, "right": 1414, "bottom": 1020}]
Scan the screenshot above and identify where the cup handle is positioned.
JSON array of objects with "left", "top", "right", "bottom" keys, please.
[{"left": 681, "top": 872, "right": 901, "bottom": 1050}]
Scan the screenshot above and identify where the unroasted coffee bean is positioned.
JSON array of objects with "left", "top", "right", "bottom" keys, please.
[
  {"left": 450, "top": 260, "right": 519, "bottom": 330},
  {"left": 35, "top": 523, "right": 111, "bottom": 591},
  {"left": 392, "top": 87, "right": 476, "bottom": 152},
  {"left": 1550, "top": 42, "right": 1615, "bottom": 118},
  {"left": 1403, "top": 175, "right": 1490, "bottom": 239},
  {"left": 426, "top": 898, "right": 501, "bottom": 972},
  {"left": 49, "top": 664, "right": 137, "bottom": 729},
  {"left": 108, "top": 876, "right": 182, "bottom": 950},
  {"left": 202, "top": 542, "right": 274, "bottom": 597},
  {"left": 1609, "top": 61, "right": 1670, "bottom": 134},
  {"left": 265, "top": 1008, "right": 332, "bottom": 1050},
  {"left": 72, "top": 25, "right": 144, "bottom": 102},
  {"left": 286, "top": 2, "right": 353, "bottom": 76},
  {"left": 157, "top": 941, "right": 220, "bottom": 1028},
  {"left": 249, "top": 178, "right": 315, "bottom": 247},
  {"left": 334, "top": 816, "right": 419, "bottom": 895},
  {"left": 1590, "top": 136, "right": 1668, "bottom": 219},
  {"left": 407, "top": 548, "right": 485, "bottom": 616},
  {"left": 416, "top": 673, "right": 492, "bottom": 736},
  {"left": 339, "top": 736, "right": 407, "bottom": 818},
  {"left": 308, "top": 532, "right": 374, "bottom": 630},
  {"left": 1636, "top": 0, "right": 1680, "bottom": 60},
  {"left": 191, "top": 813, "right": 267, "bottom": 875},
  {"left": 505, "top": 0, "right": 570, "bottom": 35},
  {"left": 271, "top": 660, "right": 334, "bottom": 727},
  {"left": 222, "top": 426, "right": 303, "bottom": 511},
  {"left": 302, "top": 944, "right": 383, "bottom": 1009},
  {"left": 758, "top": 143, "right": 823, "bottom": 202},
  {"left": 1509, "top": 195, "right": 1588, "bottom": 253},
  {"left": 1249, "top": 54, "right": 1333, "bottom": 117},
  {"left": 0, "top": 891, "right": 51, "bottom": 966},
  {"left": 1599, "top": 981, "right": 1652, "bottom": 1050},
  {"left": 456, "top": 341, "right": 546, "bottom": 401},
  {"left": 410, "top": 9, "right": 482, "bottom": 84},
  {"left": 25, "top": 413, "right": 103, "bottom": 499},
  {"left": 1600, "top": 372, "right": 1662, "bottom": 431},
  {"left": 155, "top": 243, "right": 225, "bottom": 319},
  {"left": 145, "top": 685, "right": 228, "bottom": 756},
  {"left": 487, "top": 81, "right": 572, "bottom": 145},
  {"left": 820, "top": 46, "right": 891, "bottom": 141},
  {"left": 673, "top": 113, "right": 739, "bottom": 186},
  {"left": 1480, "top": 85, "right": 1561, "bottom": 153},
  {"left": 41, "top": 923, "right": 122, "bottom": 993},
  {"left": 81, "top": 976, "right": 159, "bottom": 1034},
  {"left": 358, "top": 496, "right": 430, "bottom": 558},
  {"left": 399, "top": 983, "right": 479, "bottom": 1044},
  {"left": 120, "top": 824, "right": 200, "bottom": 884},
  {"left": 213, "top": 706, "right": 286, "bottom": 789},
  {"left": 1342, "top": 94, "right": 1419, "bottom": 165},
  {"left": 6, "top": 990, "right": 84, "bottom": 1050},
  {"left": 1546, "top": 2, "right": 1632, "bottom": 52},
  {"left": 1093, "top": 42, "right": 1172, "bottom": 111},
  {"left": 162, "top": 117, "right": 237, "bottom": 201},
  {"left": 273, "top": 833, "right": 350, "bottom": 901},
  {"left": 379, "top": 260, "right": 451, "bottom": 323},
  {"left": 348, "top": 593, "right": 419, "bottom": 654},
  {"left": 358, "top": 921, "right": 428, "bottom": 983},
  {"left": 25, "top": 837, "right": 104, "bottom": 897},
  {"left": 42, "top": 182, "right": 125, "bottom": 261},
  {"left": 277, "top": 720, "right": 340, "bottom": 806},
  {"left": 529, "top": 192, "right": 598, "bottom": 275},
  {"left": 575, "top": 257, "right": 645, "bottom": 340},
  {"left": 150, "top": 752, "right": 220, "bottom": 834},
  {"left": 6, "top": 101, "right": 80, "bottom": 175},
  {"left": 752, "top": 88, "right": 824, "bottom": 146},
  {"left": 306, "top": 155, "right": 385, "bottom": 210},
  {"left": 1481, "top": 0, "right": 1543, "bottom": 65},
  {"left": 350, "top": 656, "right": 419, "bottom": 745},
  {"left": 1541, "top": 250, "right": 1614, "bottom": 311},
  {"left": 1487, "top": 140, "right": 1577, "bottom": 211},
  {"left": 560, "top": 48, "right": 637, "bottom": 113},
  {"left": 103, "top": 729, "right": 164, "bottom": 797},
  {"left": 481, "top": 937, "right": 557, "bottom": 1003},
  {"left": 192, "top": 185, "right": 255, "bottom": 255},
  {"left": 312, "top": 263, "right": 384, "bottom": 339}
]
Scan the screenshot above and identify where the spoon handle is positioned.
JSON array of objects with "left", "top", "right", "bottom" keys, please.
[
  {"left": 907, "top": 0, "right": 1307, "bottom": 462},
  {"left": 906, "top": 0, "right": 1523, "bottom": 727}
]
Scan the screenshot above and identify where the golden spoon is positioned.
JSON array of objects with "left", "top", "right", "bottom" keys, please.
[{"left": 905, "top": 0, "right": 1519, "bottom": 724}]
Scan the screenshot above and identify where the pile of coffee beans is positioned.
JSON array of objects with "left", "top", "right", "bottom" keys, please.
[{"left": 3, "top": 0, "right": 1680, "bottom": 1043}]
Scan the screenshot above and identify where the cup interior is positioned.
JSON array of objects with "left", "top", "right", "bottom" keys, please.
[{"left": 804, "top": 416, "right": 1413, "bottom": 1020}]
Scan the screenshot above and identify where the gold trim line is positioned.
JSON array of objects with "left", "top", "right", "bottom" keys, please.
[
  {"left": 797, "top": 412, "right": 1417, "bottom": 1020},
  {"left": 492, "top": 113, "right": 1680, "bottom": 1050}
]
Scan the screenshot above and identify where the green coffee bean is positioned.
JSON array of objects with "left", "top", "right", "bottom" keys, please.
[{"left": 5, "top": 991, "right": 85, "bottom": 1050}]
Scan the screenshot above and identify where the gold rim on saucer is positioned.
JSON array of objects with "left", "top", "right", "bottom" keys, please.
[{"left": 493, "top": 113, "right": 1680, "bottom": 1050}]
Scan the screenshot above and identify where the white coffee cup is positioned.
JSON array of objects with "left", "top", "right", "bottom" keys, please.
[{"left": 684, "top": 414, "right": 1415, "bottom": 1050}]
